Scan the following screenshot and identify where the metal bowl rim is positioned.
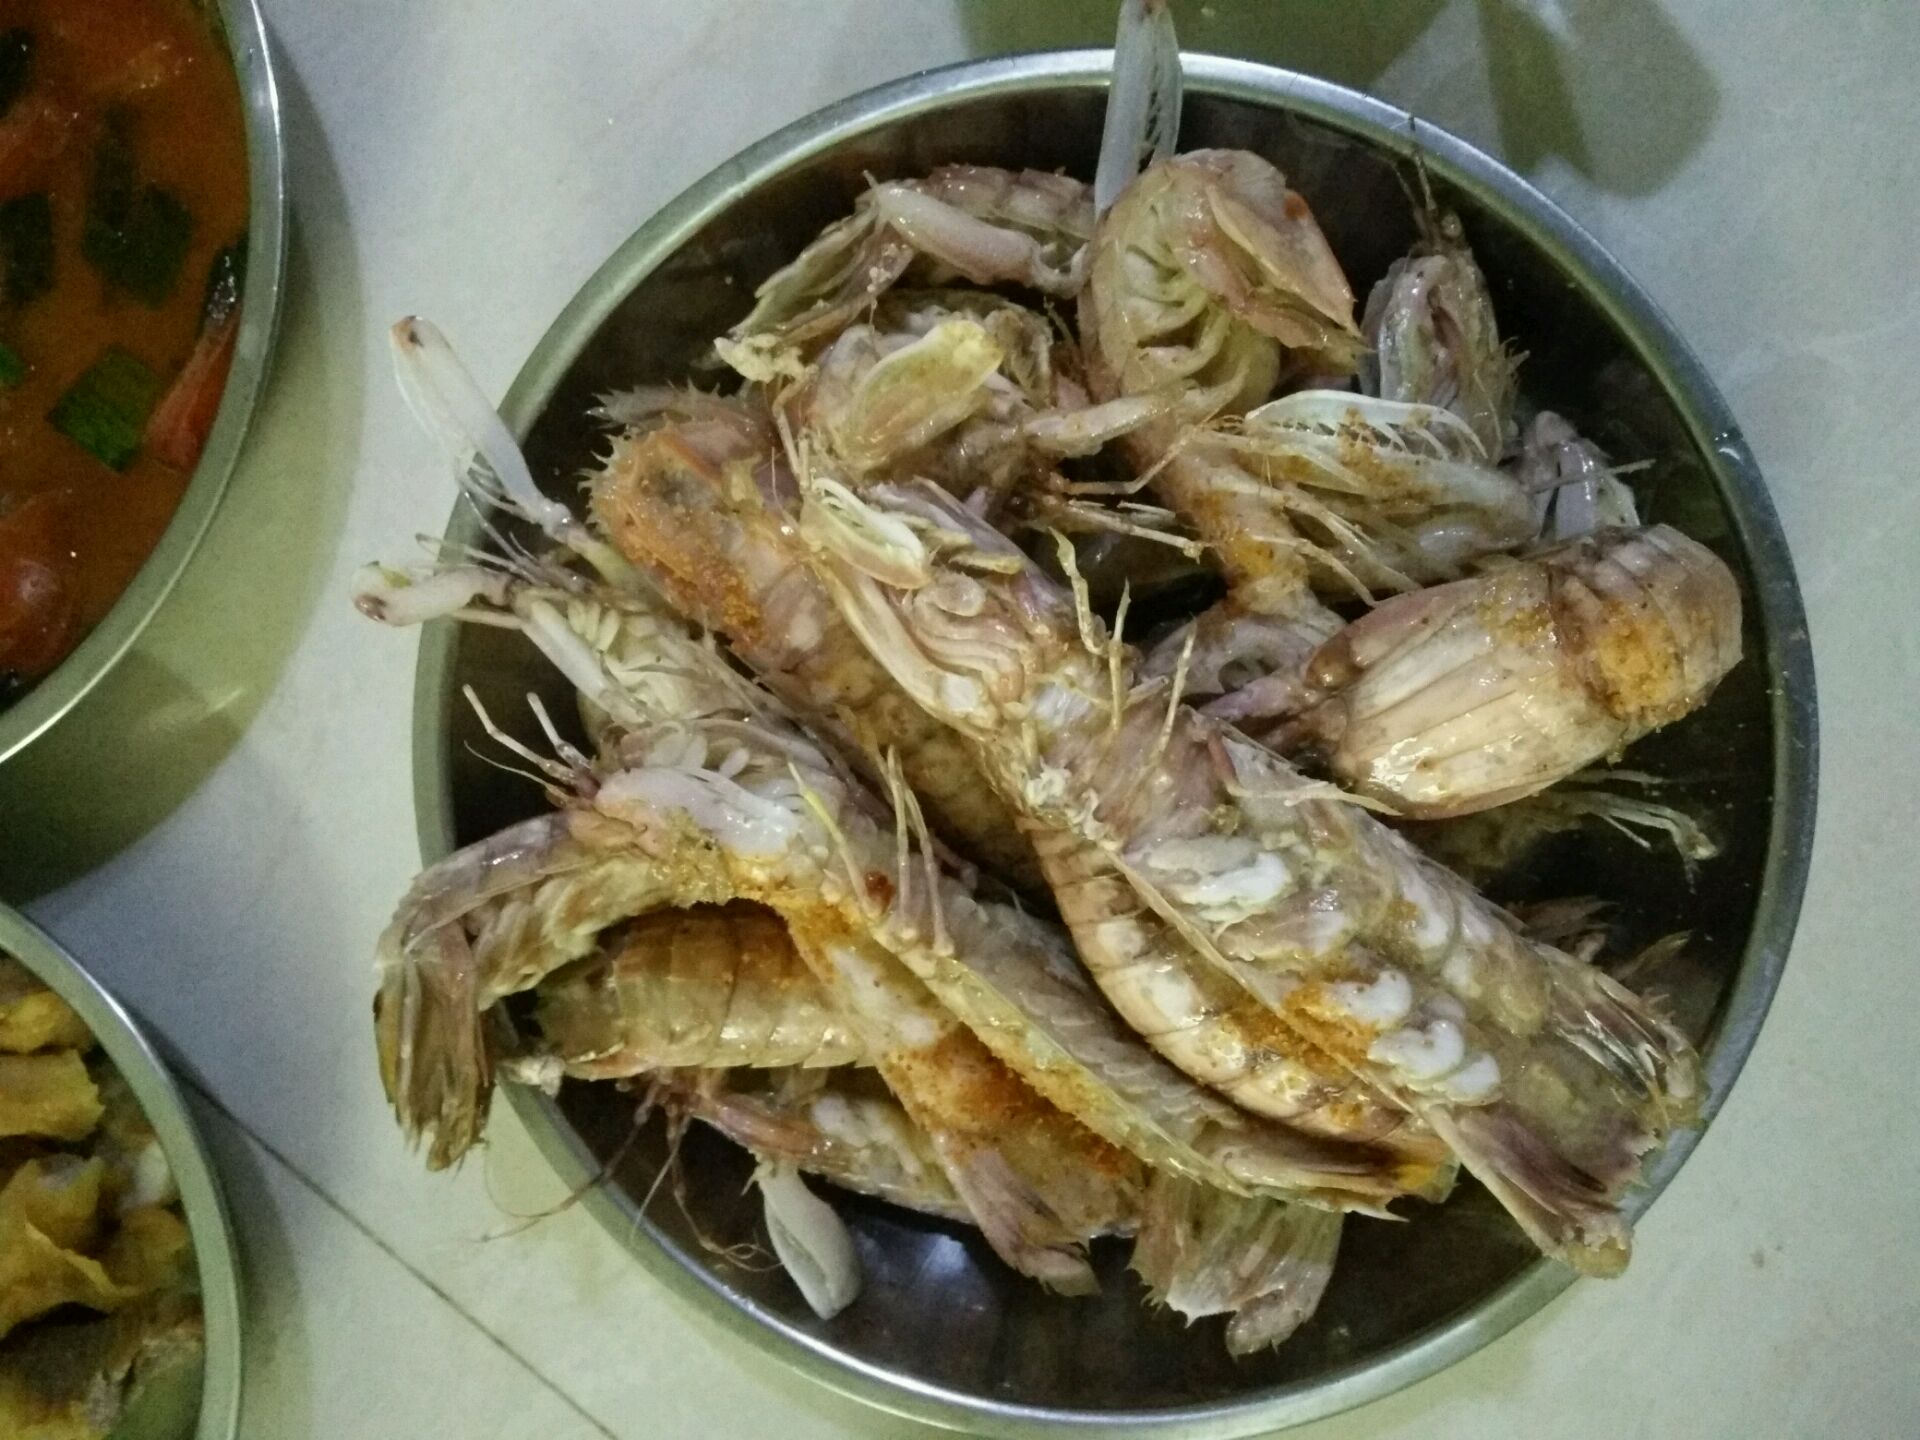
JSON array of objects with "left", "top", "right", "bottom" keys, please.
[
  {"left": 413, "top": 49, "right": 1817, "bottom": 1438},
  {"left": 0, "top": 905, "right": 244, "bottom": 1440},
  {"left": 0, "top": 0, "right": 290, "bottom": 765}
]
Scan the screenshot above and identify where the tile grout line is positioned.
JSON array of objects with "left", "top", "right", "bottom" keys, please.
[{"left": 182, "top": 1076, "right": 621, "bottom": 1440}]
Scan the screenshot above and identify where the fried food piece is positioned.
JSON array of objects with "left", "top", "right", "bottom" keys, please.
[
  {"left": 0, "top": 1214, "right": 129, "bottom": 1339},
  {"left": 0, "top": 960, "right": 93, "bottom": 1056},
  {"left": 99, "top": 1206, "right": 192, "bottom": 1297},
  {"left": 0, "top": 1054, "right": 103, "bottom": 1142},
  {"left": 0, "top": 1156, "right": 106, "bottom": 1252},
  {"left": 0, "top": 1292, "right": 206, "bottom": 1440}
]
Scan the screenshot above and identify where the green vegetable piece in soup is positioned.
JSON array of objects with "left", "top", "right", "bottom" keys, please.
[
  {"left": 48, "top": 349, "right": 163, "bottom": 471},
  {"left": 0, "top": 343, "right": 22, "bottom": 388},
  {"left": 0, "top": 29, "right": 31, "bottom": 118},
  {"left": 0, "top": 195, "right": 53, "bottom": 306},
  {"left": 82, "top": 115, "right": 194, "bottom": 308}
]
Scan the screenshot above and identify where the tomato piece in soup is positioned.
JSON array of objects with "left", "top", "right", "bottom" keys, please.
[{"left": 0, "top": 492, "right": 76, "bottom": 678}]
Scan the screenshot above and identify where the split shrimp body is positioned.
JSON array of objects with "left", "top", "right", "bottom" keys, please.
[
  {"left": 804, "top": 479, "right": 1704, "bottom": 1273},
  {"left": 718, "top": 165, "right": 1094, "bottom": 382},
  {"left": 1290, "top": 524, "right": 1743, "bottom": 818}
]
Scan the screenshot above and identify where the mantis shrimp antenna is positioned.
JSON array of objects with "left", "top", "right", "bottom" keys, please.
[
  {"left": 391, "top": 316, "right": 637, "bottom": 585},
  {"left": 1095, "top": 0, "right": 1183, "bottom": 215}
]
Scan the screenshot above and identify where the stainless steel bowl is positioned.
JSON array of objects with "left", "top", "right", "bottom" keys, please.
[
  {"left": 412, "top": 53, "right": 1817, "bottom": 1436},
  {"left": 0, "top": 904, "right": 243, "bottom": 1440},
  {"left": 0, "top": 0, "right": 288, "bottom": 765}
]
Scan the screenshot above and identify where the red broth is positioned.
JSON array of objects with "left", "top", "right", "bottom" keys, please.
[{"left": 0, "top": 0, "right": 248, "bottom": 704}]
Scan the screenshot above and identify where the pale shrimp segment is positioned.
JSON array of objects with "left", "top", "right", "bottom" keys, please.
[
  {"left": 801, "top": 478, "right": 1703, "bottom": 1272},
  {"left": 529, "top": 904, "right": 864, "bottom": 1078},
  {"left": 1517, "top": 410, "right": 1642, "bottom": 542},
  {"left": 1131, "top": 1173, "right": 1342, "bottom": 1354},
  {"left": 1360, "top": 208, "right": 1517, "bottom": 460},
  {"left": 1291, "top": 524, "right": 1743, "bottom": 818},
  {"left": 1082, "top": 149, "right": 1364, "bottom": 411},
  {"left": 718, "top": 165, "right": 1093, "bottom": 382}
]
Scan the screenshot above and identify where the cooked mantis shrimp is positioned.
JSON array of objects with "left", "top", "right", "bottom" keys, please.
[
  {"left": 1360, "top": 199, "right": 1517, "bottom": 461},
  {"left": 580, "top": 387, "right": 1445, "bottom": 1182},
  {"left": 756, "top": 291, "right": 1166, "bottom": 512},
  {"left": 803, "top": 477, "right": 1702, "bottom": 1272},
  {"left": 582, "top": 393, "right": 1043, "bottom": 893},
  {"left": 368, "top": 337, "right": 1415, "bottom": 1331},
  {"left": 360, "top": 0, "right": 1751, "bottom": 1342},
  {"left": 1283, "top": 525, "right": 1742, "bottom": 817}
]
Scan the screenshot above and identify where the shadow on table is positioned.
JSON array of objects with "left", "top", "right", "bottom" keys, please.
[
  {"left": 1475, "top": 0, "right": 1718, "bottom": 196},
  {"left": 0, "top": 54, "right": 363, "bottom": 902},
  {"left": 960, "top": 0, "right": 1717, "bottom": 197},
  {"left": 187, "top": 1089, "right": 317, "bottom": 1440}
]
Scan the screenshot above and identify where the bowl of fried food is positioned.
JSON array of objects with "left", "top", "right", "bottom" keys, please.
[
  {"left": 0, "top": 905, "right": 240, "bottom": 1439},
  {"left": 0, "top": 0, "right": 285, "bottom": 764},
  {"left": 359, "top": 3, "right": 1815, "bottom": 1433}
]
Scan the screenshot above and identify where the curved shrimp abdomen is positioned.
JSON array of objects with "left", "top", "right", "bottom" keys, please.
[{"left": 532, "top": 903, "right": 864, "bottom": 1076}]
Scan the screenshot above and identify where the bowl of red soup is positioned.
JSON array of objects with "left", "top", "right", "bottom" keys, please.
[{"left": 0, "top": 0, "right": 284, "bottom": 763}]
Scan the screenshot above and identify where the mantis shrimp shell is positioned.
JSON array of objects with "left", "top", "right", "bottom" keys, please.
[{"left": 1298, "top": 524, "right": 1743, "bottom": 817}]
